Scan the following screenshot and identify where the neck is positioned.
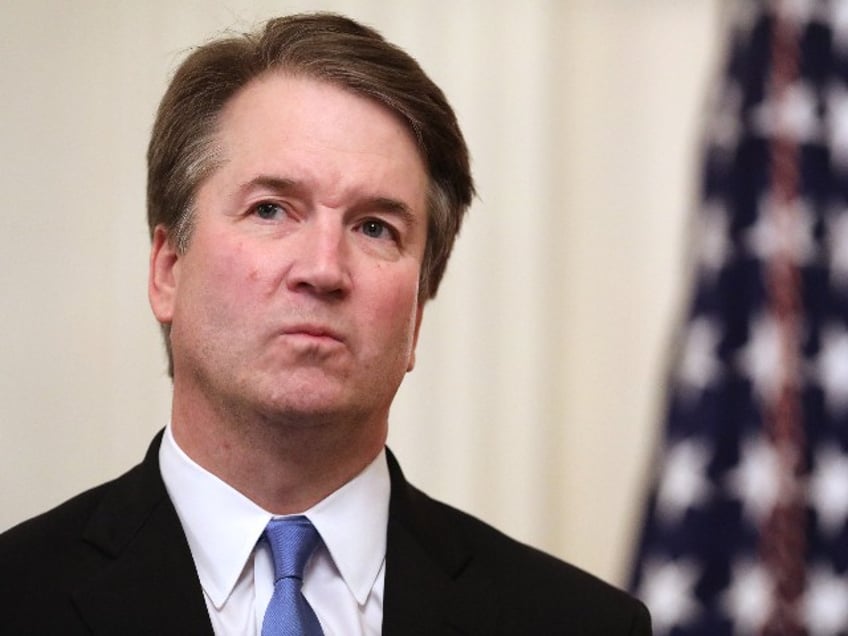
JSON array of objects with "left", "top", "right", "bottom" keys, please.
[{"left": 170, "top": 398, "right": 387, "bottom": 515}]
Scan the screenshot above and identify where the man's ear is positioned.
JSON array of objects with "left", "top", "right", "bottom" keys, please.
[
  {"left": 148, "top": 225, "right": 179, "bottom": 325},
  {"left": 406, "top": 301, "right": 426, "bottom": 372}
]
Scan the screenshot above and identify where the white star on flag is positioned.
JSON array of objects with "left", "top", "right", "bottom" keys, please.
[
  {"left": 826, "top": 207, "right": 848, "bottom": 291},
  {"left": 808, "top": 444, "right": 848, "bottom": 535},
  {"left": 751, "top": 80, "right": 821, "bottom": 143},
  {"left": 636, "top": 558, "right": 700, "bottom": 635},
  {"left": 802, "top": 564, "right": 848, "bottom": 635},
  {"left": 828, "top": 0, "right": 848, "bottom": 53},
  {"left": 813, "top": 325, "right": 848, "bottom": 413},
  {"left": 728, "top": 0, "right": 762, "bottom": 41},
  {"left": 696, "top": 201, "right": 731, "bottom": 278},
  {"left": 720, "top": 559, "right": 774, "bottom": 635},
  {"left": 825, "top": 83, "right": 848, "bottom": 172},
  {"left": 677, "top": 318, "right": 722, "bottom": 399},
  {"left": 707, "top": 84, "right": 742, "bottom": 157},
  {"left": 656, "top": 438, "right": 712, "bottom": 523},
  {"left": 746, "top": 193, "right": 816, "bottom": 266},
  {"left": 779, "top": 0, "right": 821, "bottom": 26},
  {"left": 726, "top": 436, "right": 781, "bottom": 524},
  {"left": 737, "top": 313, "right": 786, "bottom": 406}
]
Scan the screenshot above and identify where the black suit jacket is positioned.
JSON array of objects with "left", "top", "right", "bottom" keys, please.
[{"left": 0, "top": 432, "right": 651, "bottom": 634}]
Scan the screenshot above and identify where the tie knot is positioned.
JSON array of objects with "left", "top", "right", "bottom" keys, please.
[{"left": 264, "top": 516, "right": 321, "bottom": 582}]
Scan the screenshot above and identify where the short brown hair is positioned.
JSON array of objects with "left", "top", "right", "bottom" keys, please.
[{"left": 148, "top": 12, "right": 474, "bottom": 298}]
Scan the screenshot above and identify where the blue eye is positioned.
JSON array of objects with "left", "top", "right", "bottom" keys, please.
[
  {"left": 361, "top": 220, "right": 387, "bottom": 239},
  {"left": 255, "top": 202, "right": 284, "bottom": 220}
]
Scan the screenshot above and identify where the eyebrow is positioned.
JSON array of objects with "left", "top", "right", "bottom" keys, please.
[
  {"left": 237, "top": 175, "right": 299, "bottom": 196},
  {"left": 238, "top": 174, "right": 420, "bottom": 226}
]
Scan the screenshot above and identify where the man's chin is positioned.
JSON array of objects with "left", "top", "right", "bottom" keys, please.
[{"left": 252, "top": 392, "right": 359, "bottom": 428}]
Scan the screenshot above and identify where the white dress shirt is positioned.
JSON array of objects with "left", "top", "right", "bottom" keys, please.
[{"left": 159, "top": 424, "right": 389, "bottom": 635}]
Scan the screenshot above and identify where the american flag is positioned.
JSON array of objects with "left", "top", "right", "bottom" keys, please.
[{"left": 630, "top": 2, "right": 848, "bottom": 634}]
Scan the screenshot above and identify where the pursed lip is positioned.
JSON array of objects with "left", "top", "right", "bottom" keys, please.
[{"left": 279, "top": 323, "right": 346, "bottom": 343}]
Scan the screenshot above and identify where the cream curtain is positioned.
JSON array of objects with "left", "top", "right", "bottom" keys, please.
[{"left": 0, "top": 0, "right": 722, "bottom": 585}]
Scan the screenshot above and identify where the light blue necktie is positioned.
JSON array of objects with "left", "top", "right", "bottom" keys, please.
[{"left": 261, "top": 516, "right": 325, "bottom": 636}]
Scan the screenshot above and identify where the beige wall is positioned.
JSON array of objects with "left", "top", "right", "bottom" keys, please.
[{"left": 0, "top": 0, "right": 723, "bottom": 586}]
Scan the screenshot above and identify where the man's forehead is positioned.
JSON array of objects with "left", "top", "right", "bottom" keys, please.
[
  {"left": 206, "top": 72, "right": 428, "bottom": 208},
  {"left": 216, "top": 71, "right": 426, "bottom": 167}
]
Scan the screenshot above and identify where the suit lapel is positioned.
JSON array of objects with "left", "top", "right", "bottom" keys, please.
[
  {"left": 71, "top": 431, "right": 212, "bottom": 635},
  {"left": 382, "top": 451, "right": 498, "bottom": 636},
  {"left": 67, "top": 439, "right": 496, "bottom": 634}
]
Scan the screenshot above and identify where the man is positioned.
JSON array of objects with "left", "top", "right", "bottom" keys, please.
[{"left": 0, "top": 13, "right": 651, "bottom": 635}]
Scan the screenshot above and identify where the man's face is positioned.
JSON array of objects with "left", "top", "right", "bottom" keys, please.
[{"left": 149, "top": 73, "right": 429, "bottom": 432}]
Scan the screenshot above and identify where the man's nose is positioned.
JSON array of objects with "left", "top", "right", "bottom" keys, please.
[{"left": 286, "top": 217, "right": 352, "bottom": 297}]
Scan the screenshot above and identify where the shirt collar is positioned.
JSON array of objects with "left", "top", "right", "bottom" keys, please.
[
  {"left": 306, "top": 449, "right": 389, "bottom": 605},
  {"left": 159, "top": 423, "right": 390, "bottom": 609}
]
